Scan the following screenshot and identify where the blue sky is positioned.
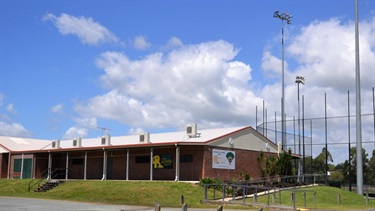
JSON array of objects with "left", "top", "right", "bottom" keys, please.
[{"left": 1, "top": 0, "right": 374, "bottom": 163}]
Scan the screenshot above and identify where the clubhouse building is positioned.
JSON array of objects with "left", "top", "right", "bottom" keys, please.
[{"left": 0, "top": 125, "right": 283, "bottom": 181}]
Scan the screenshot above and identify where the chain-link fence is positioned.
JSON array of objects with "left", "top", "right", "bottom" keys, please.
[{"left": 256, "top": 113, "right": 375, "bottom": 174}]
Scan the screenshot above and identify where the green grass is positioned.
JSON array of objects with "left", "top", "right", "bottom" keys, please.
[
  {"left": 0, "top": 179, "right": 249, "bottom": 209},
  {"left": 1, "top": 179, "right": 374, "bottom": 210},
  {"left": 255, "top": 185, "right": 375, "bottom": 210}
]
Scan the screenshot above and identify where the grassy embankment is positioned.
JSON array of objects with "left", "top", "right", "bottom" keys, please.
[
  {"left": 0, "top": 179, "right": 374, "bottom": 210},
  {"left": 255, "top": 185, "right": 375, "bottom": 210}
]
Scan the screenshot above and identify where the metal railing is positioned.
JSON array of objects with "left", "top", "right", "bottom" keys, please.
[{"left": 28, "top": 168, "right": 65, "bottom": 192}]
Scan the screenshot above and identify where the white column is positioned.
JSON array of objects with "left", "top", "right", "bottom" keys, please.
[
  {"left": 175, "top": 145, "right": 180, "bottom": 182},
  {"left": 126, "top": 149, "right": 129, "bottom": 180},
  {"left": 7, "top": 152, "right": 11, "bottom": 179},
  {"left": 20, "top": 154, "right": 24, "bottom": 179},
  {"left": 150, "top": 148, "right": 153, "bottom": 181},
  {"left": 102, "top": 150, "right": 107, "bottom": 180},
  {"left": 65, "top": 152, "right": 69, "bottom": 180},
  {"left": 48, "top": 152, "right": 52, "bottom": 179},
  {"left": 84, "top": 151, "right": 87, "bottom": 180},
  {"left": 32, "top": 155, "right": 36, "bottom": 179}
]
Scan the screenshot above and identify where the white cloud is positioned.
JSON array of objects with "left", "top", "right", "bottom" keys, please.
[
  {"left": 43, "top": 13, "right": 120, "bottom": 46},
  {"left": 133, "top": 35, "right": 151, "bottom": 50},
  {"left": 261, "top": 17, "right": 375, "bottom": 118},
  {"left": 74, "top": 117, "right": 98, "bottom": 129},
  {"left": 260, "top": 17, "right": 375, "bottom": 164},
  {"left": 287, "top": 17, "right": 374, "bottom": 91},
  {"left": 50, "top": 104, "right": 64, "bottom": 113},
  {"left": 6, "top": 103, "right": 16, "bottom": 114},
  {"left": 0, "top": 122, "right": 32, "bottom": 137},
  {"left": 166, "top": 36, "right": 183, "bottom": 48},
  {"left": 76, "top": 40, "right": 260, "bottom": 129},
  {"left": 128, "top": 127, "right": 145, "bottom": 135},
  {"left": 63, "top": 126, "right": 88, "bottom": 139}
]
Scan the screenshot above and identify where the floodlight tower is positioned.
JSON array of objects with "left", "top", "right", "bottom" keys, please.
[
  {"left": 296, "top": 76, "right": 305, "bottom": 178},
  {"left": 274, "top": 11, "right": 293, "bottom": 150}
]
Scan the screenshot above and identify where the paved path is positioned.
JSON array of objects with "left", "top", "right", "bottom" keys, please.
[
  {"left": 2, "top": 197, "right": 373, "bottom": 211},
  {"left": 0, "top": 197, "right": 255, "bottom": 211}
]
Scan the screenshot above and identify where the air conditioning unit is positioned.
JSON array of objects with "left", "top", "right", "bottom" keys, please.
[
  {"left": 139, "top": 132, "right": 150, "bottom": 143},
  {"left": 52, "top": 139, "right": 60, "bottom": 148},
  {"left": 73, "top": 138, "right": 82, "bottom": 147},
  {"left": 101, "top": 134, "right": 111, "bottom": 146},
  {"left": 186, "top": 124, "right": 197, "bottom": 138}
]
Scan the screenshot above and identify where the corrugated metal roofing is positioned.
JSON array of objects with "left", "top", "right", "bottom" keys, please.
[{"left": 0, "top": 126, "right": 250, "bottom": 153}]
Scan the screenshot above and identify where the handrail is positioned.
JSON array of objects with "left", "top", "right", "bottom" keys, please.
[
  {"left": 28, "top": 168, "right": 49, "bottom": 192},
  {"left": 28, "top": 168, "right": 66, "bottom": 192}
]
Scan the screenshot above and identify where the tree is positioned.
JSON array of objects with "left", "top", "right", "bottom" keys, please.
[
  {"left": 365, "top": 149, "right": 375, "bottom": 185},
  {"left": 337, "top": 147, "right": 371, "bottom": 186},
  {"left": 256, "top": 151, "right": 266, "bottom": 178},
  {"left": 350, "top": 147, "right": 369, "bottom": 184},
  {"left": 330, "top": 171, "right": 344, "bottom": 181},
  {"left": 313, "top": 147, "right": 333, "bottom": 174},
  {"left": 276, "top": 149, "right": 294, "bottom": 176},
  {"left": 256, "top": 149, "right": 295, "bottom": 181}
]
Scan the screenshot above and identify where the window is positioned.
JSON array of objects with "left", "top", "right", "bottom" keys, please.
[
  {"left": 135, "top": 156, "right": 150, "bottom": 163},
  {"left": 180, "top": 155, "right": 193, "bottom": 163}
]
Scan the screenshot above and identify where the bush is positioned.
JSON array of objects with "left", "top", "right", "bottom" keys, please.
[{"left": 199, "top": 177, "right": 223, "bottom": 190}]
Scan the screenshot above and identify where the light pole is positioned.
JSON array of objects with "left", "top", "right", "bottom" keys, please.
[
  {"left": 296, "top": 76, "right": 305, "bottom": 179},
  {"left": 274, "top": 11, "right": 292, "bottom": 150}
]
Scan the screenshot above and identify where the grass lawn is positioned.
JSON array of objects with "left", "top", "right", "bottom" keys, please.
[
  {"left": 0, "top": 179, "right": 250, "bottom": 209},
  {"left": 254, "top": 185, "right": 375, "bottom": 210},
  {"left": 0, "top": 179, "right": 374, "bottom": 210}
]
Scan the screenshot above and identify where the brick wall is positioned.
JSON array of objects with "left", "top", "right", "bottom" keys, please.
[{"left": 202, "top": 146, "right": 277, "bottom": 182}]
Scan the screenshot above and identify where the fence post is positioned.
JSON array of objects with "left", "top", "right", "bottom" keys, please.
[
  {"left": 304, "top": 191, "right": 306, "bottom": 207},
  {"left": 254, "top": 188, "right": 258, "bottom": 203},
  {"left": 279, "top": 189, "right": 282, "bottom": 205},
  {"left": 337, "top": 194, "right": 341, "bottom": 205},
  {"left": 217, "top": 205, "right": 223, "bottom": 211},
  {"left": 232, "top": 185, "right": 235, "bottom": 200},
  {"left": 313, "top": 192, "right": 316, "bottom": 204},
  {"left": 243, "top": 187, "right": 246, "bottom": 203},
  {"left": 222, "top": 185, "right": 225, "bottom": 201},
  {"left": 181, "top": 203, "right": 188, "bottom": 211},
  {"left": 366, "top": 193, "right": 369, "bottom": 206},
  {"left": 204, "top": 185, "right": 207, "bottom": 200},
  {"left": 180, "top": 195, "right": 184, "bottom": 204},
  {"left": 154, "top": 202, "right": 161, "bottom": 211},
  {"left": 290, "top": 192, "right": 294, "bottom": 203}
]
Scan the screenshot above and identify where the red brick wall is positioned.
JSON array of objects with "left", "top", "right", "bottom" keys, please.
[
  {"left": 19, "top": 146, "right": 277, "bottom": 181},
  {"left": 202, "top": 146, "right": 277, "bottom": 182},
  {"left": 35, "top": 153, "right": 48, "bottom": 178},
  {"left": 0, "top": 154, "right": 8, "bottom": 178},
  {"left": 179, "top": 146, "right": 204, "bottom": 181}
]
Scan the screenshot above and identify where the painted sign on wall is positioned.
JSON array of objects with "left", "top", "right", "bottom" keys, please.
[
  {"left": 212, "top": 149, "right": 235, "bottom": 169},
  {"left": 153, "top": 154, "right": 173, "bottom": 169}
]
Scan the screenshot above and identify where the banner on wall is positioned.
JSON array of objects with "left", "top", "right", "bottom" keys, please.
[
  {"left": 212, "top": 149, "right": 235, "bottom": 169},
  {"left": 153, "top": 154, "right": 173, "bottom": 169}
]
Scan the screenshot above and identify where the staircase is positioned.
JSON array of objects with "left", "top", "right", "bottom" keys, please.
[{"left": 34, "top": 179, "right": 63, "bottom": 192}]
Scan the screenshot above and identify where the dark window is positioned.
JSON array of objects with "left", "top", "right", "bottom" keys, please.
[
  {"left": 135, "top": 156, "right": 150, "bottom": 163},
  {"left": 180, "top": 155, "right": 193, "bottom": 163},
  {"left": 72, "top": 158, "right": 83, "bottom": 165}
]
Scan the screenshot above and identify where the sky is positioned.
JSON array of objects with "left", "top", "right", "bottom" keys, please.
[{"left": 1, "top": 0, "right": 374, "bottom": 164}]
